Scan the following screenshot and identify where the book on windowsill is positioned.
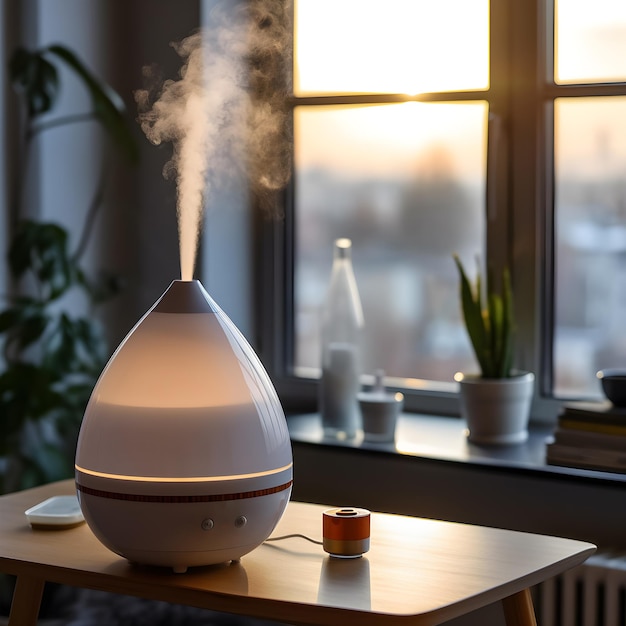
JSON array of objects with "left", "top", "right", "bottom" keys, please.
[
  {"left": 546, "top": 440, "right": 626, "bottom": 474},
  {"left": 546, "top": 401, "right": 626, "bottom": 471},
  {"left": 550, "top": 426, "right": 626, "bottom": 451},
  {"left": 557, "top": 400, "right": 626, "bottom": 435}
]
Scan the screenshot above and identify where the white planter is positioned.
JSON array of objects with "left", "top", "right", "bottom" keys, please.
[{"left": 456, "top": 371, "right": 535, "bottom": 445}]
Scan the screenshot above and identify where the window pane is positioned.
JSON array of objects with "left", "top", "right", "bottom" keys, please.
[
  {"left": 555, "top": 0, "right": 626, "bottom": 84},
  {"left": 294, "top": 102, "right": 487, "bottom": 382},
  {"left": 554, "top": 97, "right": 626, "bottom": 397},
  {"left": 294, "top": 0, "right": 489, "bottom": 95}
]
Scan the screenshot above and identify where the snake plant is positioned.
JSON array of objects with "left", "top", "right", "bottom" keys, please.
[{"left": 453, "top": 255, "right": 514, "bottom": 379}]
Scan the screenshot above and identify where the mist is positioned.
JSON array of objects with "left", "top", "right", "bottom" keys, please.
[{"left": 134, "top": 0, "right": 292, "bottom": 281}]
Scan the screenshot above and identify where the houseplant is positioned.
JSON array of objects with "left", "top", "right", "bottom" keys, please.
[
  {"left": 0, "top": 44, "right": 138, "bottom": 496},
  {"left": 0, "top": 42, "right": 138, "bottom": 620},
  {"left": 453, "top": 255, "right": 534, "bottom": 444}
]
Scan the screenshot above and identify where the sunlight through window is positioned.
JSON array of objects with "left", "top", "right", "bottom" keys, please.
[
  {"left": 555, "top": 0, "right": 626, "bottom": 83},
  {"left": 295, "top": 0, "right": 489, "bottom": 95}
]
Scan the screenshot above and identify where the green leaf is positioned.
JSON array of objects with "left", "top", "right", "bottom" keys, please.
[
  {"left": 15, "top": 310, "right": 49, "bottom": 351},
  {"left": 0, "top": 364, "right": 65, "bottom": 426},
  {"left": 79, "top": 268, "right": 125, "bottom": 304},
  {"left": 454, "top": 255, "right": 516, "bottom": 378},
  {"left": 501, "top": 267, "right": 514, "bottom": 376},
  {"left": 43, "top": 314, "right": 76, "bottom": 372},
  {"left": 27, "top": 443, "right": 74, "bottom": 483},
  {"left": 9, "top": 47, "right": 59, "bottom": 117},
  {"left": 7, "top": 220, "right": 37, "bottom": 278},
  {"left": 0, "top": 309, "right": 21, "bottom": 335},
  {"left": 46, "top": 45, "right": 139, "bottom": 163},
  {"left": 487, "top": 292, "right": 503, "bottom": 377},
  {"left": 17, "top": 461, "right": 46, "bottom": 491},
  {"left": 453, "top": 255, "right": 490, "bottom": 375},
  {"left": 74, "top": 317, "right": 105, "bottom": 358},
  {"left": 8, "top": 221, "right": 75, "bottom": 299},
  {"left": 0, "top": 302, "right": 50, "bottom": 359}
]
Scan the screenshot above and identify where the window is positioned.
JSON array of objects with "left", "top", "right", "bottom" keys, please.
[
  {"left": 553, "top": 0, "right": 626, "bottom": 397},
  {"left": 260, "top": 0, "right": 626, "bottom": 420}
]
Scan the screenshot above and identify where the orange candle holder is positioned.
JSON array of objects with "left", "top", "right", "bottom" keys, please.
[{"left": 322, "top": 507, "right": 370, "bottom": 558}]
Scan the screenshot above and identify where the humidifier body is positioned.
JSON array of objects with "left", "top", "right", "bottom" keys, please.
[{"left": 75, "top": 280, "right": 293, "bottom": 572}]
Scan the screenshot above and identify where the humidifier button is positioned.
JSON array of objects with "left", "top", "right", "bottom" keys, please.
[
  {"left": 234, "top": 515, "right": 247, "bottom": 528},
  {"left": 201, "top": 518, "right": 214, "bottom": 531}
]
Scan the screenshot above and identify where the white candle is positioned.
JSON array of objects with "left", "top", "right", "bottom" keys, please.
[{"left": 320, "top": 342, "right": 360, "bottom": 436}]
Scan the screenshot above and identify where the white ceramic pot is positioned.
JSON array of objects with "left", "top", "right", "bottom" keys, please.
[{"left": 456, "top": 371, "right": 535, "bottom": 445}]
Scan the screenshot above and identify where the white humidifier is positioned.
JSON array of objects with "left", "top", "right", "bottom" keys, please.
[{"left": 75, "top": 280, "right": 293, "bottom": 573}]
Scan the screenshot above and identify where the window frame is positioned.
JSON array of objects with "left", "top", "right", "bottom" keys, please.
[{"left": 257, "top": 0, "right": 623, "bottom": 422}]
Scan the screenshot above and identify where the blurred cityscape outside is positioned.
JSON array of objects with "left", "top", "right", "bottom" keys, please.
[
  {"left": 293, "top": 103, "right": 484, "bottom": 386},
  {"left": 554, "top": 97, "right": 626, "bottom": 396},
  {"left": 293, "top": 99, "right": 626, "bottom": 400}
]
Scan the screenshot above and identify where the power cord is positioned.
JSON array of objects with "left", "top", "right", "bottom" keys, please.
[{"left": 264, "top": 533, "right": 323, "bottom": 546}]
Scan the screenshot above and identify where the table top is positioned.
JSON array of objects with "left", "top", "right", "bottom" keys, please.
[{"left": 0, "top": 480, "right": 595, "bottom": 626}]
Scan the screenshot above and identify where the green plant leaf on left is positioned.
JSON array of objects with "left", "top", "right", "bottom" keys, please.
[
  {"left": 47, "top": 45, "right": 139, "bottom": 163},
  {"left": 8, "top": 220, "right": 75, "bottom": 300},
  {"left": 9, "top": 48, "right": 60, "bottom": 118}
]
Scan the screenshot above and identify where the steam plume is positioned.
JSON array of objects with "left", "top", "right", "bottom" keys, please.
[{"left": 134, "top": 0, "right": 292, "bottom": 281}]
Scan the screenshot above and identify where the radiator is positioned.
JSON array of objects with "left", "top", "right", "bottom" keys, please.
[{"left": 533, "top": 551, "right": 626, "bottom": 626}]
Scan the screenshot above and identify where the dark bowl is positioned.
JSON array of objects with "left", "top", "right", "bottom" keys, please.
[{"left": 596, "top": 369, "right": 626, "bottom": 407}]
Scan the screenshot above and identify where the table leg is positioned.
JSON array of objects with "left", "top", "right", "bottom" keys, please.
[
  {"left": 501, "top": 588, "right": 537, "bottom": 626},
  {"left": 8, "top": 575, "right": 45, "bottom": 626}
]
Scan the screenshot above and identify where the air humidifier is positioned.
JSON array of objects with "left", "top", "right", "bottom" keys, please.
[{"left": 75, "top": 280, "right": 293, "bottom": 573}]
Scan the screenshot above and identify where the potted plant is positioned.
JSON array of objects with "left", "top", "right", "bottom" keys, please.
[
  {"left": 0, "top": 42, "right": 138, "bottom": 621},
  {"left": 453, "top": 255, "right": 534, "bottom": 444},
  {"left": 0, "top": 44, "right": 138, "bottom": 496}
]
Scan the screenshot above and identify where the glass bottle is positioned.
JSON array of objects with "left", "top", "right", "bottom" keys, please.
[{"left": 319, "top": 238, "right": 364, "bottom": 438}]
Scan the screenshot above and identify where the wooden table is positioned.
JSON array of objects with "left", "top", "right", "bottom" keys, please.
[{"left": 0, "top": 480, "right": 595, "bottom": 626}]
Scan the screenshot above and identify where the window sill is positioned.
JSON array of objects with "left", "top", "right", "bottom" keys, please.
[{"left": 287, "top": 412, "right": 626, "bottom": 486}]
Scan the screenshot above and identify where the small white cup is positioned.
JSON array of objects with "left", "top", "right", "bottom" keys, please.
[{"left": 358, "top": 370, "right": 403, "bottom": 443}]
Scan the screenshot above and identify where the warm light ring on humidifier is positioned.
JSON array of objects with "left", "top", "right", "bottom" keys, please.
[
  {"left": 74, "top": 463, "right": 293, "bottom": 483},
  {"left": 75, "top": 480, "right": 293, "bottom": 503}
]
